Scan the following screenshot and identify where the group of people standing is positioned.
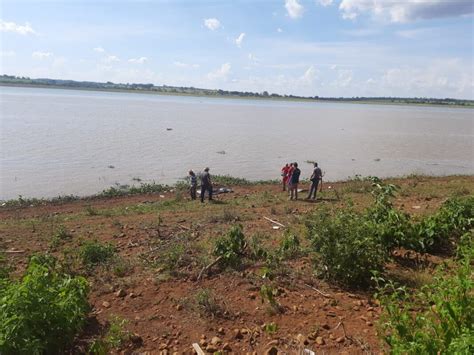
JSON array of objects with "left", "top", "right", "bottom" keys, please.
[
  {"left": 188, "top": 162, "right": 323, "bottom": 203},
  {"left": 281, "top": 162, "right": 323, "bottom": 200}
]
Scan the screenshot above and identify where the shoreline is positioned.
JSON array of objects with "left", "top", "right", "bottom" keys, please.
[
  {"left": 2, "top": 83, "right": 473, "bottom": 109},
  {"left": 2, "top": 173, "right": 472, "bottom": 209}
]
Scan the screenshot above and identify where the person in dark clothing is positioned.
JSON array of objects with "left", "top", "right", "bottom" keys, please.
[
  {"left": 307, "top": 162, "right": 322, "bottom": 200},
  {"left": 289, "top": 162, "right": 301, "bottom": 200},
  {"left": 189, "top": 170, "right": 197, "bottom": 200},
  {"left": 200, "top": 167, "right": 213, "bottom": 203}
]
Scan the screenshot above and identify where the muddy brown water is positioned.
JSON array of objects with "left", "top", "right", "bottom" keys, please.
[{"left": 1, "top": 86, "right": 473, "bottom": 199}]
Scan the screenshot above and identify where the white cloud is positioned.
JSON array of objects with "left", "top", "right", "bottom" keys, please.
[
  {"left": 204, "top": 18, "right": 221, "bottom": 31},
  {"left": 0, "top": 20, "right": 36, "bottom": 35},
  {"left": 333, "top": 69, "right": 353, "bottom": 87},
  {"left": 318, "top": 0, "right": 334, "bottom": 6},
  {"left": 285, "top": 0, "right": 304, "bottom": 19},
  {"left": 235, "top": 32, "right": 246, "bottom": 48},
  {"left": 300, "top": 65, "right": 318, "bottom": 85},
  {"left": 93, "top": 47, "right": 105, "bottom": 53},
  {"left": 32, "top": 51, "right": 53, "bottom": 60},
  {"left": 104, "top": 55, "right": 119, "bottom": 63},
  {"left": 208, "top": 63, "right": 231, "bottom": 81},
  {"left": 339, "top": 0, "right": 474, "bottom": 23},
  {"left": 128, "top": 57, "right": 148, "bottom": 64},
  {"left": 277, "top": 28, "right": 283, "bottom": 33},
  {"left": 174, "top": 61, "right": 200, "bottom": 68},
  {"left": 0, "top": 50, "right": 15, "bottom": 57}
]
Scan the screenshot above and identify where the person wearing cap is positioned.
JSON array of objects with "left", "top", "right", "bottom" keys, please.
[
  {"left": 307, "top": 162, "right": 322, "bottom": 200},
  {"left": 200, "top": 167, "right": 213, "bottom": 203},
  {"left": 189, "top": 170, "right": 197, "bottom": 200}
]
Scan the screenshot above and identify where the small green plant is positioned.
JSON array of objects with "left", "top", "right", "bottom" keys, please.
[
  {"left": 213, "top": 225, "right": 246, "bottom": 269},
  {"left": 195, "top": 288, "right": 225, "bottom": 318},
  {"left": 89, "top": 316, "right": 130, "bottom": 354},
  {"left": 85, "top": 205, "right": 100, "bottom": 216},
  {"left": 248, "top": 233, "right": 268, "bottom": 260},
  {"left": 278, "top": 233, "right": 301, "bottom": 259},
  {"left": 80, "top": 240, "right": 115, "bottom": 268},
  {"left": 260, "top": 284, "right": 283, "bottom": 313},
  {"left": 263, "top": 322, "right": 278, "bottom": 334},
  {"left": 50, "top": 225, "right": 72, "bottom": 249},
  {"left": 0, "top": 255, "right": 89, "bottom": 354}
]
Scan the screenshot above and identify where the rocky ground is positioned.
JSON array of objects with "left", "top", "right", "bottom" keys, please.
[{"left": 1, "top": 175, "right": 472, "bottom": 354}]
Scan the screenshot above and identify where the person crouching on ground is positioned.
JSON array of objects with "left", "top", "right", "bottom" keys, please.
[
  {"left": 289, "top": 162, "right": 301, "bottom": 200},
  {"left": 189, "top": 170, "right": 197, "bottom": 200},
  {"left": 307, "top": 162, "right": 322, "bottom": 200},
  {"left": 200, "top": 167, "right": 213, "bottom": 203},
  {"left": 281, "top": 163, "right": 290, "bottom": 191}
]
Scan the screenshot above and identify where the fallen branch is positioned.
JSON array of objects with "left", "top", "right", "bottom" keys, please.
[
  {"left": 263, "top": 216, "right": 285, "bottom": 228},
  {"left": 192, "top": 343, "right": 205, "bottom": 355},
  {"left": 197, "top": 256, "right": 223, "bottom": 281},
  {"left": 178, "top": 224, "right": 190, "bottom": 231},
  {"left": 304, "top": 283, "right": 331, "bottom": 298},
  {"left": 4, "top": 250, "right": 26, "bottom": 254}
]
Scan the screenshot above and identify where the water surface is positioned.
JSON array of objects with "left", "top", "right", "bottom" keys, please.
[{"left": 1, "top": 86, "right": 473, "bottom": 199}]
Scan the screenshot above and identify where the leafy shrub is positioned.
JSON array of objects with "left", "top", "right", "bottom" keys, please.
[
  {"left": 308, "top": 207, "right": 388, "bottom": 288},
  {"left": 375, "top": 248, "right": 474, "bottom": 354},
  {"left": 213, "top": 225, "right": 246, "bottom": 268},
  {"left": 0, "top": 255, "right": 89, "bottom": 354},
  {"left": 278, "top": 233, "right": 301, "bottom": 259},
  {"left": 409, "top": 197, "right": 474, "bottom": 253},
  {"left": 0, "top": 253, "right": 9, "bottom": 280},
  {"left": 80, "top": 240, "right": 116, "bottom": 268}
]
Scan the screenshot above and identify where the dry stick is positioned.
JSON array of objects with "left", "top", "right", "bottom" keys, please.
[
  {"left": 192, "top": 343, "right": 205, "bottom": 355},
  {"left": 263, "top": 216, "right": 285, "bottom": 228},
  {"left": 304, "top": 283, "right": 332, "bottom": 298},
  {"left": 178, "top": 224, "right": 190, "bottom": 231},
  {"left": 4, "top": 250, "right": 26, "bottom": 254},
  {"left": 197, "top": 256, "right": 223, "bottom": 281}
]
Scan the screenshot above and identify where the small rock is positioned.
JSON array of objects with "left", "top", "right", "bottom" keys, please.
[
  {"left": 296, "top": 334, "right": 308, "bottom": 345},
  {"left": 199, "top": 339, "right": 208, "bottom": 347},
  {"left": 210, "top": 336, "right": 222, "bottom": 345},
  {"left": 217, "top": 327, "right": 225, "bottom": 334},
  {"left": 129, "top": 292, "right": 137, "bottom": 298},
  {"left": 205, "top": 345, "right": 218, "bottom": 353},
  {"left": 176, "top": 304, "right": 182, "bottom": 311},
  {"left": 234, "top": 329, "right": 243, "bottom": 339},
  {"left": 116, "top": 289, "right": 126, "bottom": 298},
  {"left": 336, "top": 336, "right": 345, "bottom": 343},
  {"left": 265, "top": 346, "right": 278, "bottom": 355},
  {"left": 366, "top": 321, "right": 373, "bottom": 326},
  {"left": 102, "top": 301, "right": 110, "bottom": 308},
  {"left": 159, "top": 343, "right": 168, "bottom": 350},
  {"left": 131, "top": 334, "right": 143, "bottom": 344},
  {"left": 322, "top": 323, "right": 331, "bottom": 330},
  {"left": 316, "top": 336, "right": 325, "bottom": 345},
  {"left": 222, "top": 343, "right": 232, "bottom": 351}
]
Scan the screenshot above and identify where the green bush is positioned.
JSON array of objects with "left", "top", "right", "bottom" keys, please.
[
  {"left": 80, "top": 240, "right": 116, "bottom": 268},
  {"left": 308, "top": 207, "right": 388, "bottom": 288},
  {"left": 213, "top": 225, "right": 246, "bottom": 269},
  {"left": 278, "top": 233, "right": 301, "bottom": 259},
  {"left": 410, "top": 197, "right": 474, "bottom": 253},
  {"left": 375, "top": 245, "right": 474, "bottom": 354},
  {"left": 0, "top": 255, "right": 89, "bottom": 354}
]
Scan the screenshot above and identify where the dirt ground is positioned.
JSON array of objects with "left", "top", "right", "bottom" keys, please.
[{"left": 1, "top": 175, "right": 473, "bottom": 354}]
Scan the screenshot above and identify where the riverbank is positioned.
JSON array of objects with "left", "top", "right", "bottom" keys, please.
[
  {"left": 1, "top": 175, "right": 472, "bottom": 353},
  {"left": 2, "top": 82, "right": 473, "bottom": 108}
]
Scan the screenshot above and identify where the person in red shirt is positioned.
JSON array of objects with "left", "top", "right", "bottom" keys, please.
[
  {"left": 281, "top": 163, "right": 290, "bottom": 191},
  {"left": 286, "top": 163, "right": 294, "bottom": 191}
]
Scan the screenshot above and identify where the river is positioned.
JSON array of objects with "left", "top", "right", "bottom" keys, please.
[{"left": 1, "top": 86, "right": 473, "bottom": 199}]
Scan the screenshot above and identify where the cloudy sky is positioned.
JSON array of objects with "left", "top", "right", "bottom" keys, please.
[{"left": 1, "top": 0, "right": 473, "bottom": 99}]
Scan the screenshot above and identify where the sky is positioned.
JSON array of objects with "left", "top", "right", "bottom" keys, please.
[{"left": 1, "top": 0, "right": 473, "bottom": 99}]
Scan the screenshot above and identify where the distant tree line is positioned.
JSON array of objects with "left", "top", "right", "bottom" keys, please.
[{"left": 1, "top": 74, "right": 472, "bottom": 106}]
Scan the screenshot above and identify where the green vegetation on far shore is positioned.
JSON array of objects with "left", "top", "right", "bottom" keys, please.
[{"left": 2, "top": 75, "right": 473, "bottom": 107}]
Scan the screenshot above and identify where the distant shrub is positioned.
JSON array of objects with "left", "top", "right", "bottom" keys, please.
[
  {"left": 0, "top": 255, "right": 89, "bottom": 354},
  {"left": 80, "top": 240, "right": 116, "bottom": 268}
]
